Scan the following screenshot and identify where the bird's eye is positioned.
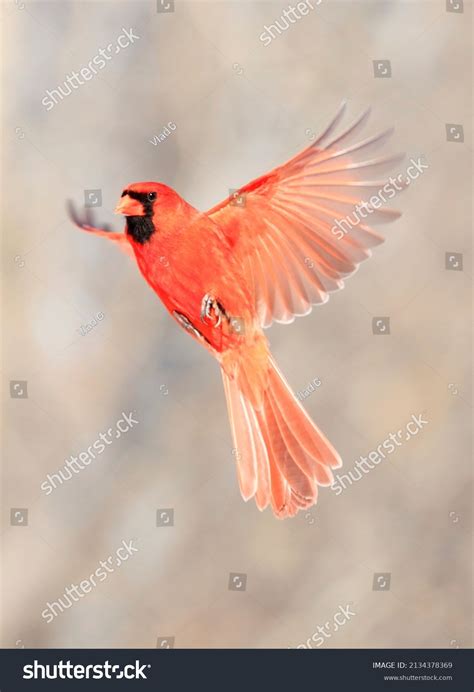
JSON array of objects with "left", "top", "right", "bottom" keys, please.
[{"left": 147, "top": 192, "right": 157, "bottom": 201}]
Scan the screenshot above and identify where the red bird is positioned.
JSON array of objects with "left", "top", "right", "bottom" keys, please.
[{"left": 69, "top": 103, "right": 402, "bottom": 518}]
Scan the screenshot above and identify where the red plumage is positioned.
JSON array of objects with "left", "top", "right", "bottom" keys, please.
[{"left": 69, "top": 103, "right": 402, "bottom": 518}]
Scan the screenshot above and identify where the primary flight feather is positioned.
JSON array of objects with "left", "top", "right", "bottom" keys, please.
[{"left": 69, "top": 102, "right": 402, "bottom": 518}]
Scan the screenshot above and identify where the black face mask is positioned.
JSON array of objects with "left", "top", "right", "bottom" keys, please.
[
  {"left": 121, "top": 190, "right": 156, "bottom": 244},
  {"left": 125, "top": 215, "right": 155, "bottom": 244}
]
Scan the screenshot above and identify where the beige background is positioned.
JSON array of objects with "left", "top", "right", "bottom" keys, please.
[{"left": 1, "top": 0, "right": 472, "bottom": 648}]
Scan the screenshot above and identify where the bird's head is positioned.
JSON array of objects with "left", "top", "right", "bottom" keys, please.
[{"left": 115, "top": 182, "right": 183, "bottom": 244}]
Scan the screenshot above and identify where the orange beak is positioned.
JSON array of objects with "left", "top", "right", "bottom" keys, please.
[{"left": 114, "top": 195, "right": 145, "bottom": 216}]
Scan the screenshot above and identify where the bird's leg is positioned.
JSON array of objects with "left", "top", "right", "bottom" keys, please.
[
  {"left": 200, "top": 293, "right": 228, "bottom": 328},
  {"left": 173, "top": 310, "right": 211, "bottom": 345}
]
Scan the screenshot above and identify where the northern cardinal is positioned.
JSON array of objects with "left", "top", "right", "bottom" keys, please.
[{"left": 69, "top": 102, "right": 402, "bottom": 518}]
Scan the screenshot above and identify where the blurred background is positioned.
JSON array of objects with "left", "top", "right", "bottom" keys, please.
[{"left": 1, "top": 0, "right": 472, "bottom": 648}]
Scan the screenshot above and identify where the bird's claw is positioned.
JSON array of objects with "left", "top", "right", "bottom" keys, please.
[{"left": 200, "top": 294, "right": 225, "bottom": 328}]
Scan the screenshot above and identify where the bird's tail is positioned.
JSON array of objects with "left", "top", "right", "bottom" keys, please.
[{"left": 221, "top": 350, "right": 341, "bottom": 519}]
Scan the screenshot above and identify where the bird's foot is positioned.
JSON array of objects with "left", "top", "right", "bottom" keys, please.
[
  {"left": 173, "top": 310, "right": 211, "bottom": 345},
  {"left": 200, "top": 294, "right": 227, "bottom": 328}
]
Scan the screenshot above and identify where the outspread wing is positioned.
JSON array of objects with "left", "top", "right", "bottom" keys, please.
[
  {"left": 207, "top": 102, "right": 404, "bottom": 328},
  {"left": 67, "top": 201, "right": 134, "bottom": 258}
]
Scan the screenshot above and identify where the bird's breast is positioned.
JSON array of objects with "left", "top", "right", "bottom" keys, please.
[{"left": 131, "top": 225, "right": 254, "bottom": 353}]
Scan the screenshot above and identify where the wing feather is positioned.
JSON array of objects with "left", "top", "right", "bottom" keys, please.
[
  {"left": 67, "top": 201, "right": 134, "bottom": 258},
  {"left": 207, "top": 105, "right": 403, "bottom": 327}
]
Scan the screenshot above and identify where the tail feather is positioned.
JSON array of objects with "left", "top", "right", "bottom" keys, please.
[
  {"left": 222, "top": 354, "right": 341, "bottom": 519},
  {"left": 268, "top": 380, "right": 331, "bottom": 485},
  {"left": 246, "top": 403, "right": 271, "bottom": 510},
  {"left": 222, "top": 373, "right": 257, "bottom": 501},
  {"left": 264, "top": 393, "right": 315, "bottom": 499},
  {"left": 268, "top": 359, "right": 340, "bottom": 477}
]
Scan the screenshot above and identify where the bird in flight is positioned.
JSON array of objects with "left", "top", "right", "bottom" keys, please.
[{"left": 69, "top": 102, "right": 403, "bottom": 518}]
